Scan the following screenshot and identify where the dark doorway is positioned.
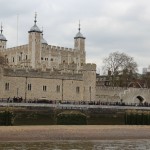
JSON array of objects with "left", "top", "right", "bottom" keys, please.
[{"left": 136, "top": 96, "right": 144, "bottom": 103}]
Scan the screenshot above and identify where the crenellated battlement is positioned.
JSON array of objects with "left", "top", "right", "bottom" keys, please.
[
  {"left": 0, "top": 15, "right": 94, "bottom": 101},
  {"left": 6, "top": 44, "right": 28, "bottom": 51},
  {"left": 2, "top": 67, "right": 83, "bottom": 80},
  {"left": 83, "top": 63, "right": 96, "bottom": 71},
  {"left": 48, "top": 45, "right": 76, "bottom": 52}
]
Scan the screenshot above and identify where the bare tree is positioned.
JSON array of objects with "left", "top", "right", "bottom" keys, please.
[{"left": 103, "top": 51, "right": 138, "bottom": 86}]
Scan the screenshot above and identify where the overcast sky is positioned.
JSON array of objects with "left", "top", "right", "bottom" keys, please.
[{"left": 1, "top": 0, "right": 150, "bottom": 73}]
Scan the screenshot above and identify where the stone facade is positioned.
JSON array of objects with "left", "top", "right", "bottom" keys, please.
[
  {"left": 0, "top": 15, "right": 96, "bottom": 101},
  {"left": 0, "top": 15, "right": 86, "bottom": 72}
]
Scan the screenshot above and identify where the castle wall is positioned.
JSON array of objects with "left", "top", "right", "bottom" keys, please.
[
  {"left": 2, "top": 76, "right": 26, "bottom": 98},
  {"left": 0, "top": 68, "right": 85, "bottom": 101},
  {"left": 63, "top": 79, "right": 83, "bottom": 101},
  {"left": 28, "top": 32, "right": 41, "bottom": 69},
  {"left": 83, "top": 64, "right": 96, "bottom": 101},
  {"left": 0, "top": 40, "right": 6, "bottom": 51},
  {"left": 3, "top": 45, "right": 29, "bottom": 67},
  {"left": 0, "top": 18, "right": 95, "bottom": 102},
  {"left": 40, "top": 44, "right": 83, "bottom": 72}
]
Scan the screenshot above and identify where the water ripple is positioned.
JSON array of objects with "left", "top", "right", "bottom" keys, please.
[{"left": 0, "top": 139, "right": 149, "bottom": 150}]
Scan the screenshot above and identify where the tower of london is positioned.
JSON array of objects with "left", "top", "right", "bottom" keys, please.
[
  {"left": 0, "top": 14, "right": 96, "bottom": 101},
  {"left": 0, "top": 14, "right": 86, "bottom": 72}
]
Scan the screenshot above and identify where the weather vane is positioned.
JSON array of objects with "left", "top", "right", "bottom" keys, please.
[{"left": 34, "top": 12, "right": 37, "bottom": 24}]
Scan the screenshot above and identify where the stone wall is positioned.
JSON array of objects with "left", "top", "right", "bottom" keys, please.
[
  {"left": 96, "top": 86, "right": 150, "bottom": 103},
  {"left": 83, "top": 64, "right": 96, "bottom": 101},
  {"left": 0, "top": 64, "right": 96, "bottom": 101}
]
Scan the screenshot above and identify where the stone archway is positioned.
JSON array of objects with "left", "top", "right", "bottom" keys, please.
[{"left": 133, "top": 95, "right": 145, "bottom": 103}]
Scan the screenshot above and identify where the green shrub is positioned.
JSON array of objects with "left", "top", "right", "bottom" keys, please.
[
  {"left": 0, "top": 110, "right": 14, "bottom": 126},
  {"left": 125, "top": 110, "right": 150, "bottom": 125},
  {"left": 57, "top": 110, "right": 87, "bottom": 125}
]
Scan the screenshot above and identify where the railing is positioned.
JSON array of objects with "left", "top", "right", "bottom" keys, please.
[{"left": 0, "top": 102, "right": 150, "bottom": 110}]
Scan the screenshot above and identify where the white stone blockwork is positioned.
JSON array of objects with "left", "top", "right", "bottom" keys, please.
[{"left": 0, "top": 15, "right": 96, "bottom": 101}]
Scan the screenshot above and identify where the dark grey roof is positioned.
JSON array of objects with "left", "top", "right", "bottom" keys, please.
[
  {"left": 28, "top": 13, "right": 42, "bottom": 33},
  {"left": 74, "top": 22, "right": 85, "bottom": 39},
  {"left": 29, "top": 24, "right": 42, "bottom": 33},
  {"left": 74, "top": 31, "right": 85, "bottom": 39},
  {"left": 0, "top": 33, "right": 7, "bottom": 41},
  {"left": 41, "top": 36, "right": 48, "bottom": 45}
]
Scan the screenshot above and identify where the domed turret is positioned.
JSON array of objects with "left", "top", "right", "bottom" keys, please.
[
  {"left": 0, "top": 24, "right": 7, "bottom": 41},
  {"left": 74, "top": 21, "right": 86, "bottom": 50},
  {"left": 41, "top": 31, "right": 48, "bottom": 45},
  {"left": 74, "top": 21, "right": 86, "bottom": 65},
  {"left": 0, "top": 23, "right": 7, "bottom": 50},
  {"left": 74, "top": 21, "right": 85, "bottom": 39},
  {"left": 28, "top": 13, "right": 42, "bottom": 33},
  {"left": 28, "top": 13, "right": 42, "bottom": 69},
  {"left": 75, "top": 32, "right": 84, "bottom": 39}
]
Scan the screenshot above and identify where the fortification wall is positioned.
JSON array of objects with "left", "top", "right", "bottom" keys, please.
[
  {"left": 48, "top": 45, "right": 76, "bottom": 52},
  {"left": 0, "top": 67, "right": 84, "bottom": 101},
  {"left": 3, "top": 68, "right": 83, "bottom": 80},
  {"left": 83, "top": 63, "right": 96, "bottom": 101},
  {"left": 96, "top": 86, "right": 150, "bottom": 103},
  {"left": 6, "top": 45, "right": 28, "bottom": 52},
  {"left": 96, "top": 86, "right": 125, "bottom": 102}
]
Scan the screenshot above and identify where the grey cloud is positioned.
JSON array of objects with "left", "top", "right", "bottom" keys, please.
[{"left": 1, "top": 0, "right": 150, "bottom": 73}]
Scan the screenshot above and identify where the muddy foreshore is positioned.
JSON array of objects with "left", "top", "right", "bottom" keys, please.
[{"left": 0, "top": 125, "right": 150, "bottom": 142}]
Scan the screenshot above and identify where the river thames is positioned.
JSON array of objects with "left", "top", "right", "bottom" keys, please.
[{"left": 0, "top": 140, "right": 149, "bottom": 150}]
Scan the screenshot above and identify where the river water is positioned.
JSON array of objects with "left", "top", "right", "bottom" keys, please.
[{"left": 0, "top": 140, "right": 149, "bottom": 150}]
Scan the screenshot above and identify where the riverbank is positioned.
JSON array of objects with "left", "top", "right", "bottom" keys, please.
[{"left": 0, "top": 125, "right": 150, "bottom": 142}]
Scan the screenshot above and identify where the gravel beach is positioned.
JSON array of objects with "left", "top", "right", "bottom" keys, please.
[{"left": 0, "top": 125, "right": 150, "bottom": 142}]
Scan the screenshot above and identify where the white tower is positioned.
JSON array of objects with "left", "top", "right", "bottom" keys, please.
[
  {"left": 74, "top": 21, "right": 86, "bottom": 65},
  {"left": 28, "top": 13, "right": 42, "bottom": 69},
  {"left": 0, "top": 23, "right": 7, "bottom": 51}
]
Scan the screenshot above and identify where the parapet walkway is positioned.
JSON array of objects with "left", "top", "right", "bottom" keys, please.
[{"left": 1, "top": 102, "right": 150, "bottom": 110}]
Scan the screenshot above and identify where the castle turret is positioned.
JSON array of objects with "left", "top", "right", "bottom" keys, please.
[
  {"left": 74, "top": 22, "right": 86, "bottom": 65},
  {"left": 28, "top": 13, "right": 42, "bottom": 69},
  {"left": 82, "top": 63, "right": 96, "bottom": 101},
  {"left": 0, "top": 23, "right": 7, "bottom": 51},
  {"left": 74, "top": 21, "right": 85, "bottom": 51},
  {"left": 41, "top": 30, "right": 48, "bottom": 45}
]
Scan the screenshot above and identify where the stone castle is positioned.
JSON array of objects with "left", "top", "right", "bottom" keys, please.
[{"left": 0, "top": 14, "right": 96, "bottom": 101}]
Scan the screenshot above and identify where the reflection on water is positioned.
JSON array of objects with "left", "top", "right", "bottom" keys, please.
[{"left": 0, "top": 140, "right": 149, "bottom": 150}]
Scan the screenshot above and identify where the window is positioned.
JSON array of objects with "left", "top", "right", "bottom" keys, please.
[
  {"left": 5, "top": 83, "right": 9, "bottom": 91},
  {"left": 28, "top": 84, "right": 31, "bottom": 91},
  {"left": 76, "top": 86, "right": 80, "bottom": 93},
  {"left": 89, "top": 86, "right": 91, "bottom": 92},
  {"left": 19, "top": 56, "right": 21, "bottom": 61},
  {"left": 43, "top": 86, "right": 47, "bottom": 92},
  {"left": 12, "top": 57, "right": 14, "bottom": 62},
  {"left": 26, "top": 55, "right": 28, "bottom": 60},
  {"left": 41, "top": 57, "right": 43, "bottom": 60},
  {"left": 56, "top": 85, "right": 60, "bottom": 93}
]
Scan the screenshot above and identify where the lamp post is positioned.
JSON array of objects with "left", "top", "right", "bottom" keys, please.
[
  {"left": 17, "top": 88, "right": 19, "bottom": 97},
  {"left": 25, "top": 76, "right": 27, "bottom": 102},
  {"left": 90, "top": 86, "right": 91, "bottom": 101},
  {"left": 62, "top": 79, "right": 64, "bottom": 101}
]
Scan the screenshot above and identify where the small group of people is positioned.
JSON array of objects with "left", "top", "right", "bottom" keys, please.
[
  {"left": 7, "top": 97, "right": 23, "bottom": 103},
  {"left": 1, "top": 98, "right": 150, "bottom": 108}
]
